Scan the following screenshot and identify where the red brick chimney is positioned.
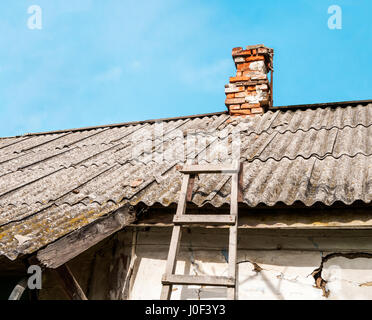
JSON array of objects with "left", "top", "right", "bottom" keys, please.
[{"left": 225, "top": 44, "right": 274, "bottom": 116}]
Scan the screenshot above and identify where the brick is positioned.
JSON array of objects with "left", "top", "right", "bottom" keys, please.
[
  {"left": 233, "top": 49, "right": 263, "bottom": 57},
  {"left": 130, "top": 179, "right": 144, "bottom": 187},
  {"left": 247, "top": 103, "right": 261, "bottom": 108},
  {"left": 232, "top": 47, "right": 243, "bottom": 55},
  {"left": 229, "top": 76, "right": 251, "bottom": 83},
  {"left": 235, "top": 91, "right": 246, "bottom": 98},
  {"left": 247, "top": 86, "right": 258, "bottom": 91},
  {"left": 251, "top": 107, "right": 264, "bottom": 114},
  {"left": 236, "top": 71, "right": 243, "bottom": 77},
  {"left": 232, "top": 49, "right": 248, "bottom": 57},
  {"left": 251, "top": 74, "right": 267, "bottom": 80},
  {"left": 226, "top": 93, "right": 235, "bottom": 99},
  {"left": 229, "top": 104, "right": 241, "bottom": 110},
  {"left": 244, "top": 90, "right": 256, "bottom": 96},
  {"left": 245, "top": 55, "right": 265, "bottom": 62},
  {"left": 225, "top": 97, "right": 246, "bottom": 105},
  {"left": 257, "top": 84, "right": 268, "bottom": 90},
  {"left": 237, "top": 63, "right": 252, "bottom": 71},
  {"left": 240, "top": 103, "right": 251, "bottom": 109},
  {"left": 257, "top": 47, "right": 269, "bottom": 54},
  {"left": 225, "top": 86, "right": 244, "bottom": 94},
  {"left": 234, "top": 57, "right": 245, "bottom": 63},
  {"left": 242, "top": 70, "right": 258, "bottom": 77},
  {"left": 230, "top": 109, "right": 252, "bottom": 115}
]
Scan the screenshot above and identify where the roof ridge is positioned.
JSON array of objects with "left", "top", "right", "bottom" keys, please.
[
  {"left": 1, "top": 98, "right": 371, "bottom": 139},
  {"left": 1, "top": 111, "right": 228, "bottom": 139}
]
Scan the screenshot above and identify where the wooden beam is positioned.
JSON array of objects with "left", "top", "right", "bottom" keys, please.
[
  {"left": 175, "top": 174, "right": 190, "bottom": 217},
  {"left": 179, "top": 164, "right": 239, "bottom": 174},
  {"left": 227, "top": 172, "right": 239, "bottom": 300},
  {"left": 121, "top": 230, "right": 138, "bottom": 300},
  {"left": 106, "top": 236, "right": 130, "bottom": 300},
  {"left": 130, "top": 206, "right": 372, "bottom": 230},
  {"left": 160, "top": 174, "right": 189, "bottom": 300},
  {"left": 173, "top": 215, "right": 236, "bottom": 225},
  {"left": 55, "top": 264, "right": 88, "bottom": 300},
  {"left": 37, "top": 205, "right": 136, "bottom": 269},
  {"left": 162, "top": 274, "right": 235, "bottom": 287}
]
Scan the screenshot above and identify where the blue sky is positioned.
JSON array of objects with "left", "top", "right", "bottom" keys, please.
[{"left": 0, "top": 0, "right": 371, "bottom": 137}]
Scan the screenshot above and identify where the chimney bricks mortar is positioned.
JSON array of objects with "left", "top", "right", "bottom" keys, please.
[{"left": 226, "top": 44, "right": 273, "bottom": 116}]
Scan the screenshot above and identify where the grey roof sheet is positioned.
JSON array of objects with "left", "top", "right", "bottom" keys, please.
[{"left": 0, "top": 102, "right": 372, "bottom": 260}]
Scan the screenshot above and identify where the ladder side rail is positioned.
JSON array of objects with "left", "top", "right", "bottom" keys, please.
[
  {"left": 160, "top": 174, "right": 190, "bottom": 300},
  {"left": 227, "top": 171, "right": 239, "bottom": 300}
]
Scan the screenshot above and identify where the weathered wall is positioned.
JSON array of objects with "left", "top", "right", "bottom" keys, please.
[
  {"left": 124, "top": 227, "right": 372, "bottom": 300},
  {"left": 36, "top": 226, "right": 372, "bottom": 300}
]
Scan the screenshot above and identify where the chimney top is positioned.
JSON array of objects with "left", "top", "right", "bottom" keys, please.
[{"left": 225, "top": 44, "right": 274, "bottom": 116}]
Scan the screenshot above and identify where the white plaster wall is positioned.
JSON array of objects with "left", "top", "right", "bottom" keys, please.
[
  {"left": 322, "top": 257, "right": 372, "bottom": 299},
  {"left": 125, "top": 228, "right": 372, "bottom": 300}
]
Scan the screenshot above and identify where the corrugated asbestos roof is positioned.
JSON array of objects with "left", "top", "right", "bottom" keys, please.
[{"left": 0, "top": 102, "right": 372, "bottom": 260}]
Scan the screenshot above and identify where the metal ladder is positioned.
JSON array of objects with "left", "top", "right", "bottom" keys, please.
[{"left": 160, "top": 162, "right": 240, "bottom": 300}]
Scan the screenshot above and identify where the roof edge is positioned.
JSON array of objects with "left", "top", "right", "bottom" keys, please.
[{"left": 2, "top": 111, "right": 228, "bottom": 139}]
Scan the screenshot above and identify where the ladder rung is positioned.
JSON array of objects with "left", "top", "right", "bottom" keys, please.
[
  {"left": 162, "top": 274, "right": 235, "bottom": 287},
  {"left": 173, "top": 215, "right": 236, "bottom": 225},
  {"left": 179, "top": 164, "right": 239, "bottom": 174}
]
